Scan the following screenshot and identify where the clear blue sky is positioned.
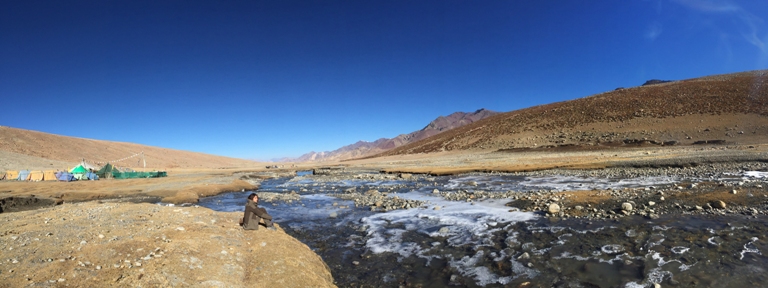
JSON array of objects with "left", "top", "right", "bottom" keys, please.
[{"left": 2, "top": 0, "right": 767, "bottom": 160}]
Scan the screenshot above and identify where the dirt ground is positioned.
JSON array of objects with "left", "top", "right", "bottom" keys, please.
[{"left": 0, "top": 201, "right": 335, "bottom": 287}]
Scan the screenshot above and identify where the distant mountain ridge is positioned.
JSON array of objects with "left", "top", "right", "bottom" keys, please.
[{"left": 288, "top": 109, "right": 498, "bottom": 162}]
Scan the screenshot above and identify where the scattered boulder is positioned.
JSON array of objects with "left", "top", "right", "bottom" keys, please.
[
  {"left": 712, "top": 201, "right": 726, "bottom": 209},
  {"left": 621, "top": 202, "right": 633, "bottom": 212},
  {"left": 548, "top": 203, "right": 561, "bottom": 214}
]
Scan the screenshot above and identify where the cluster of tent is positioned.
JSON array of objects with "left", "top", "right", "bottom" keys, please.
[
  {"left": 1, "top": 167, "right": 97, "bottom": 182},
  {"left": 2, "top": 162, "right": 167, "bottom": 182}
]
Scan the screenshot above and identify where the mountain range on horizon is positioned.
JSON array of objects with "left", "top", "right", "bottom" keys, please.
[{"left": 279, "top": 108, "right": 499, "bottom": 163}]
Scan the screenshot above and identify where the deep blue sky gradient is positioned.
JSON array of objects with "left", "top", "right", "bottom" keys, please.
[{"left": 2, "top": 0, "right": 767, "bottom": 160}]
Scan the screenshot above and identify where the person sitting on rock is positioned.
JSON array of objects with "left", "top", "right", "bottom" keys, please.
[{"left": 240, "top": 193, "right": 275, "bottom": 230}]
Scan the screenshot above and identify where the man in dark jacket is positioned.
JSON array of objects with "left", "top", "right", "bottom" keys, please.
[{"left": 241, "top": 193, "right": 275, "bottom": 230}]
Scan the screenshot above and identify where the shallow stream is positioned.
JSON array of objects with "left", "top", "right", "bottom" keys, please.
[{"left": 198, "top": 173, "right": 768, "bottom": 287}]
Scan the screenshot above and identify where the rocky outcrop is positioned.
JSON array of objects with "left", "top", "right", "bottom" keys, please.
[
  {"left": 0, "top": 202, "right": 335, "bottom": 287},
  {"left": 641, "top": 79, "right": 673, "bottom": 86}
]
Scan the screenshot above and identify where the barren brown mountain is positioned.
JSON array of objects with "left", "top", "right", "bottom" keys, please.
[
  {"left": 0, "top": 126, "right": 259, "bottom": 170},
  {"left": 375, "top": 70, "right": 768, "bottom": 157},
  {"left": 292, "top": 109, "right": 498, "bottom": 162}
]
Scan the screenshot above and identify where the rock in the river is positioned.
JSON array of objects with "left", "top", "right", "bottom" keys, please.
[
  {"left": 329, "top": 212, "right": 338, "bottom": 218},
  {"left": 621, "top": 202, "right": 633, "bottom": 212},
  {"left": 548, "top": 203, "right": 561, "bottom": 214},
  {"left": 712, "top": 201, "right": 726, "bottom": 209}
]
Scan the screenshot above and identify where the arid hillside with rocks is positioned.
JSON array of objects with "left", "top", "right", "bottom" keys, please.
[
  {"left": 375, "top": 70, "right": 768, "bottom": 157},
  {"left": 0, "top": 126, "right": 260, "bottom": 170}
]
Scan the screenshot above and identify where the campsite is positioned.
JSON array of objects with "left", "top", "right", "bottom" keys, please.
[{"left": 1, "top": 161, "right": 167, "bottom": 182}]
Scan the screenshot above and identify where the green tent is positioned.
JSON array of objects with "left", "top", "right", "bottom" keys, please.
[
  {"left": 70, "top": 165, "right": 88, "bottom": 174},
  {"left": 96, "top": 163, "right": 119, "bottom": 179},
  {"left": 70, "top": 165, "right": 89, "bottom": 180}
]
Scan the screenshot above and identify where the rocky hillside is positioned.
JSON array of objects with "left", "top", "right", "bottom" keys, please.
[
  {"left": 0, "top": 126, "right": 259, "bottom": 170},
  {"left": 291, "top": 109, "right": 498, "bottom": 162},
  {"left": 375, "top": 70, "right": 768, "bottom": 157}
]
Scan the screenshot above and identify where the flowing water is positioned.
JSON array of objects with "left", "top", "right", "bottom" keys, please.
[{"left": 198, "top": 173, "right": 768, "bottom": 288}]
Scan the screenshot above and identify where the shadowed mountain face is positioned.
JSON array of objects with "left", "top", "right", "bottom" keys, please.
[
  {"left": 374, "top": 70, "right": 768, "bottom": 157},
  {"left": 290, "top": 109, "right": 499, "bottom": 162}
]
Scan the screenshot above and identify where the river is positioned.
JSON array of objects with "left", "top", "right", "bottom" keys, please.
[{"left": 198, "top": 172, "right": 768, "bottom": 288}]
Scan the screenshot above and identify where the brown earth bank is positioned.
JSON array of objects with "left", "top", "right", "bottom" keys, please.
[
  {"left": 0, "top": 169, "right": 277, "bottom": 213},
  {"left": 0, "top": 201, "right": 335, "bottom": 287}
]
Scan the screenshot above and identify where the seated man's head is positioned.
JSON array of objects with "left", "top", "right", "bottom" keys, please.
[{"left": 248, "top": 193, "right": 259, "bottom": 203}]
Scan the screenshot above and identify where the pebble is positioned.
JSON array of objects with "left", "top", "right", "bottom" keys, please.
[
  {"left": 329, "top": 212, "right": 338, "bottom": 218},
  {"left": 352, "top": 261, "right": 360, "bottom": 266}
]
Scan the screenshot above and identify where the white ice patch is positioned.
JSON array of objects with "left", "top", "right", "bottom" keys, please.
[
  {"left": 519, "top": 175, "right": 678, "bottom": 191},
  {"left": 671, "top": 246, "right": 690, "bottom": 254},
  {"left": 744, "top": 171, "right": 768, "bottom": 178},
  {"left": 450, "top": 251, "right": 518, "bottom": 286},
  {"left": 361, "top": 194, "right": 537, "bottom": 285},
  {"left": 652, "top": 225, "right": 672, "bottom": 231},
  {"left": 443, "top": 175, "right": 525, "bottom": 192},
  {"left": 601, "top": 244, "right": 625, "bottom": 254},
  {"left": 739, "top": 237, "right": 761, "bottom": 260}
]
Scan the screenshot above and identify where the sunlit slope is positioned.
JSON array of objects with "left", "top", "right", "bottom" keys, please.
[
  {"left": 376, "top": 70, "right": 768, "bottom": 156},
  {"left": 0, "top": 126, "right": 258, "bottom": 169}
]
